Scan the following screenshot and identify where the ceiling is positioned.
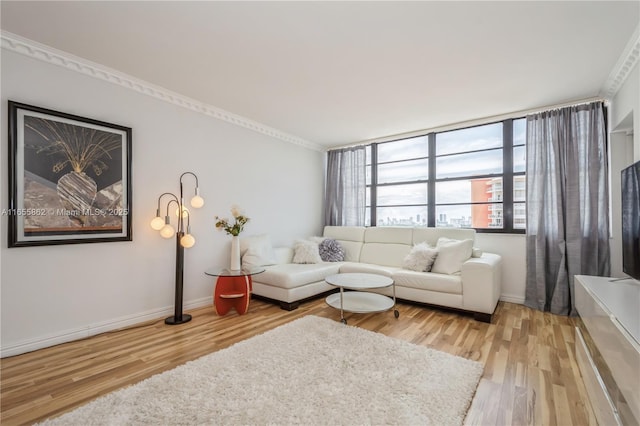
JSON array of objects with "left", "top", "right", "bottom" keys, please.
[{"left": 1, "top": 1, "right": 638, "bottom": 149}]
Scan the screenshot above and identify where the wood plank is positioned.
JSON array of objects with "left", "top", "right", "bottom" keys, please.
[{"left": 0, "top": 300, "right": 596, "bottom": 425}]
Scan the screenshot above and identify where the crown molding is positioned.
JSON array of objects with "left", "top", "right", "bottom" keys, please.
[
  {"left": 1, "top": 31, "right": 325, "bottom": 152},
  {"left": 602, "top": 24, "right": 640, "bottom": 99}
]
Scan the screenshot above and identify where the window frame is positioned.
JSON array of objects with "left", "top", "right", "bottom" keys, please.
[{"left": 365, "top": 117, "right": 526, "bottom": 234}]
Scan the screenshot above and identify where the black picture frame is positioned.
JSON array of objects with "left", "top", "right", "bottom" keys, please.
[{"left": 7, "top": 101, "right": 132, "bottom": 247}]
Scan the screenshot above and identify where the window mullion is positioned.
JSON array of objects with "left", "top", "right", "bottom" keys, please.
[
  {"left": 427, "top": 133, "right": 436, "bottom": 227},
  {"left": 370, "top": 143, "right": 378, "bottom": 227}
]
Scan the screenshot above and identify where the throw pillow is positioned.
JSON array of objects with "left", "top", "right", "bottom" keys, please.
[
  {"left": 318, "top": 238, "right": 345, "bottom": 262},
  {"left": 240, "top": 234, "right": 277, "bottom": 267},
  {"left": 431, "top": 237, "right": 473, "bottom": 275},
  {"left": 402, "top": 242, "right": 439, "bottom": 272},
  {"left": 292, "top": 239, "right": 322, "bottom": 264}
]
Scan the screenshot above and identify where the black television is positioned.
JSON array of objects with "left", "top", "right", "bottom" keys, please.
[{"left": 621, "top": 160, "right": 640, "bottom": 281}]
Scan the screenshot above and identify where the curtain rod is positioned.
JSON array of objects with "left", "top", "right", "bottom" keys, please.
[{"left": 330, "top": 96, "right": 607, "bottom": 151}]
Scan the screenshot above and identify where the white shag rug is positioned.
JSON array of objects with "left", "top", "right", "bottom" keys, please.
[{"left": 39, "top": 315, "right": 483, "bottom": 426}]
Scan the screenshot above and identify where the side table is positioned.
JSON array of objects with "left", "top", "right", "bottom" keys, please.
[{"left": 204, "top": 267, "right": 265, "bottom": 316}]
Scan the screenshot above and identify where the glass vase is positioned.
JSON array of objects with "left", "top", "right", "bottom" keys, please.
[{"left": 230, "top": 235, "right": 241, "bottom": 270}]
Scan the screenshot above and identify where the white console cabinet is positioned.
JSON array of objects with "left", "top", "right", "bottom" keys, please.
[{"left": 575, "top": 275, "right": 640, "bottom": 426}]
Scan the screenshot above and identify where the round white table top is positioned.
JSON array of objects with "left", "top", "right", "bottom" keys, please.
[{"left": 325, "top": 273, "right": 394, "bottom": 290}]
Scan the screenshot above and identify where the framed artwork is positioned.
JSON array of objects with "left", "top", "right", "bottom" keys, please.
[{"left": 7, "top": 101, "right": 132, "bottom": 247}]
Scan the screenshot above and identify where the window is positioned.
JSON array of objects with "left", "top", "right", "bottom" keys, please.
[
  {"left": 366, "top": 136, "right": 429, "bottom": 227},
  {"left": 435, "top": 123, "right": 503, "bottom": 230},
  {"left": 365, "top": 118, "right": 526, "bottom": 232}
]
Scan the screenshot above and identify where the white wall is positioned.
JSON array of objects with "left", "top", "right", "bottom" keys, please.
[
  {"left": 609, "top": 132, "right": 635, "bottom": 277},
  {"left": 611, "top": 62, "right": 639, "bottom": 159},
  {"left": 0, "top": 49, "right": 325, "bottom": 356},
  {"left": 609, "top": 61, "right": 639, "bottom": 278},
  {"left": 475, "top": 233, "right": 526, "bottom": 303}
]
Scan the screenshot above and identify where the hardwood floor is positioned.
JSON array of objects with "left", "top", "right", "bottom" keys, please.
[{"left": 0, "top": 299, "right": 596, "bottom": 425}]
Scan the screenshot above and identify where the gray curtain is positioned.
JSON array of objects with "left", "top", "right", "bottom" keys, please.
[
  {"left": 525, "top": 101, "right": 610, "bottom": 316},
  {"left": 324, "top": 146, "right": 366, "bottom": 226}
]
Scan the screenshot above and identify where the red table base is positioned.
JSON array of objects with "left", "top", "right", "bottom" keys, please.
[{"left": 214, "top": 275, "right": 253, "bottom": 315}]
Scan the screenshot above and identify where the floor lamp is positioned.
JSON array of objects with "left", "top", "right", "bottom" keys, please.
[{"left": 150, "top": 172, "right": 204, "bottom": 325}]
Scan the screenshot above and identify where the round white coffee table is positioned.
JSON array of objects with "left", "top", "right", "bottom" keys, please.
[{"left": 325, "top": 273, "right": 399, "bottom": 324}]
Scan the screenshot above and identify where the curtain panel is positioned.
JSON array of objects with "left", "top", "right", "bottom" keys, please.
[
  {"left": 324, "top": 146, "right": 366, "bottom": 226},
  {"left": 525, "top": 101, "right": 610, "bottom": 316}
]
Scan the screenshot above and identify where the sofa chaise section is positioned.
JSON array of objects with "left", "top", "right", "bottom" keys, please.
[{"left": 250, "top": 247, "right": 341, "bottom": 310}]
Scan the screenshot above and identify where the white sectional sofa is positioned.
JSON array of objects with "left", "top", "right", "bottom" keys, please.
[{"left": 248, "top": 226, "right": 502, "bottom": 322}]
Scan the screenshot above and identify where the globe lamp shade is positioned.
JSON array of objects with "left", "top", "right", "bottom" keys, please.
[
  {"left": 181, "top": 233, "right": 196, "bottom": 248},
  {"left": 160, "top": 224, "right": 176, "bottom": 239},
  {"left": 190, "top": 195, "right": 205, "bottom": 208},
  {"left": 150, "top": 216, "right": 165, "bottom": 231},
  {"left": 175, "top": 205, "right": 189, "bottom": 218}
]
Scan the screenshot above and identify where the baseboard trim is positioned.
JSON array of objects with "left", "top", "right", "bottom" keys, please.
[
  {"left": 500, "top": 294, "right": 525, "bottom": 304},
  {"left": 0, "top": 296, "right": 213, "bottom": 358}
]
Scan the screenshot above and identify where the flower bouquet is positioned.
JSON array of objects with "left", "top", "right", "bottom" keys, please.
[
  {"left": 215, "top": 205, "right": 249, "bottom": 270},
  {"left": 215, "top": 205, "right": 249, "bottom": 236}
]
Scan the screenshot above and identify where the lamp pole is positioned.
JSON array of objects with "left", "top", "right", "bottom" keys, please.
[
  {"left": 166, "top": 228, "right": 189, "bottom": 325},
  {"left": 150, "top": 173, "right": 204, "bottom": 325}
]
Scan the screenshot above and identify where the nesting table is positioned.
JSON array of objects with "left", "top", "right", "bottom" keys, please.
[
  {"left": 325, "top": 273, "right": 399, "bottom": 324},
  {"left": 205, "top": 267, "right": 265, "bottom": 316}
]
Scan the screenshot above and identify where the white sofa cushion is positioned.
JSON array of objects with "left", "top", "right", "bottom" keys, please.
[
  {"left": 323, "top": 225, "right": 366, "bottom": 242},
  {"left": 333, "top": 240, "right": 363, "bottom": 262},
  {"left": 412, "top": 228, "right": 475, "bottom": 246},
  {"left": 392, "top": 270, "right": 462, "bottom": 294},
  {"left": 364, "top": 226, "right": 413, "bottom": 244},
  {"left": 431, "top": 237, "right": 473, "bottom": 274},
  {"left": 323, "top": 226, "right": 365, "bottom": 261},
  {"left": 240, "top": 234, "right": 277, "bottom": 267},
  {"left": 358, "top": 227, "right": 414, "bottom": 267},
  {"left": 402, "top": 242, "right": 439, "bottom": 272},
  {"left": 257, "top": 263, "right": 342, "bottom": 289},
  {"left": 273, "top": 247, "right": 294, "bottom": 264},
  {"left": 360, "top": 243, "right": 411, "bottom": 267},
  {"left": 338, "top": 262, "right": 398, "bottom": 277}
]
